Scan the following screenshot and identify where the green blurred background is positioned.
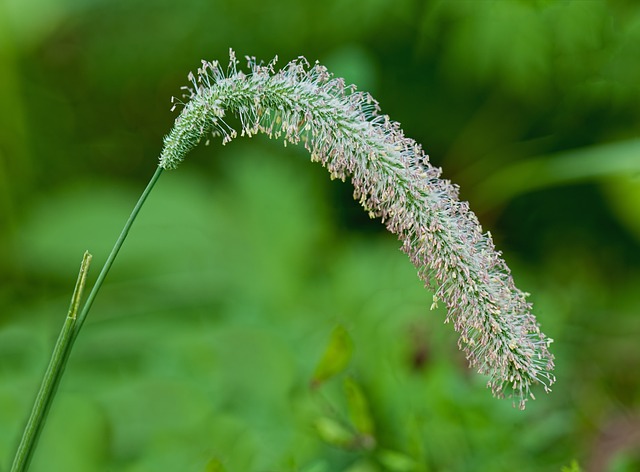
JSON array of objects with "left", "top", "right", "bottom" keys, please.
[{"left": 1, "top": 0, "right": 640, "bottom": 471}]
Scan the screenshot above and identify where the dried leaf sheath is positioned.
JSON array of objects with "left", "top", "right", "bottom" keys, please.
[{"left": 160, "top": 51, "right": 555, "bottom": 408}]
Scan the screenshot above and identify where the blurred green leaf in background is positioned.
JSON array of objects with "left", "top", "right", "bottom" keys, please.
[{"left": 1, "top": 0, "right": 640, "bottom": 471}]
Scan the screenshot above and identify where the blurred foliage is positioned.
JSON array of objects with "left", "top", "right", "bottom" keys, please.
[{"left": 1, "top": 0, "right": 640, "bottom": 471}]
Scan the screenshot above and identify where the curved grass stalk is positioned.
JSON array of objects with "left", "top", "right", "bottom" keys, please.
[
  {"left": 160, "top": 50, "right": 555, "bottom": 408},
  {"left": 13, "top": 53, "right": 555, "bottom": 472}
]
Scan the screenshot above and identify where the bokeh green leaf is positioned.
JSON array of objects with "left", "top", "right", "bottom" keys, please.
[{"left": 312, "top": 325, "right": 354, "bottom": 388}]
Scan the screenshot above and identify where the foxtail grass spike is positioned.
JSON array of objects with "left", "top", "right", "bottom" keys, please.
[{"left": 159, "top": 50, "right": 555, "bottom": 409}]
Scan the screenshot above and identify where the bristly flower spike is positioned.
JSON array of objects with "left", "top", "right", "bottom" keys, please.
[{"left": 159, "top": 49, "right": 555, "bottom": 409}]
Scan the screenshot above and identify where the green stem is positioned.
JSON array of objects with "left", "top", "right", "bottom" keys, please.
[
  {"left": 10, "top": 251, "right": 92, "bottom": 472},
  {"left": 10, "top": 166, "right": 163, "bottom": 472},
  {"left": 72, "top": 166, "right": 163, "bottom": 336}
]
